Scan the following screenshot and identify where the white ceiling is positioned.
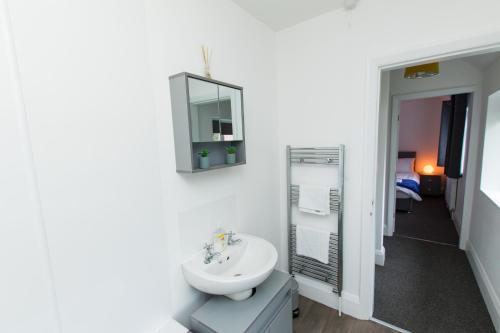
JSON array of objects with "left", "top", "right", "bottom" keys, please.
[
  {"left": 462, "top": 52, "right": 500, "bottom": 70},
  {"left": 231, "top": 0, "right": 347, "bottom": 31}
]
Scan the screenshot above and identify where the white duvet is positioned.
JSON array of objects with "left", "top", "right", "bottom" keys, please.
[{"left": 396, "top": 172, "right": 422, "bottom": 201}]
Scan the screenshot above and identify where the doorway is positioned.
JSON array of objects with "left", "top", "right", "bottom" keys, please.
[
  {"left": 387, "top": 92, "right": 471, "bottom": 247},
  {"left": 393, "top": 95, "right": 460, "bottom": 246},
  {"left": 371, "top": 54, "right": 499, "bottom": 332}
]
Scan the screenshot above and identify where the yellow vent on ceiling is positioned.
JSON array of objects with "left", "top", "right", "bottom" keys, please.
[{"left": 404, "top": 62, "right": 439, "bottom": 79}]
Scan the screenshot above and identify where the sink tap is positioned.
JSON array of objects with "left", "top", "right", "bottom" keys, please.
[
  {"left": 203, "top": 243, "right": 220, "bottom": 264},
  {"left": 226, "top": 231, "right": 241, "bottom": 246}
]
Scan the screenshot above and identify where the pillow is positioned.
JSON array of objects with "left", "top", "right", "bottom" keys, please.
[{"left": 397, "top": 158, "right": 415, "bottom": 173}]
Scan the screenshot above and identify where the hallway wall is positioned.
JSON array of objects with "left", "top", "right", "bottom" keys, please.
[{"left": 468, "top": 56, "right": 500, "bottom": 331}]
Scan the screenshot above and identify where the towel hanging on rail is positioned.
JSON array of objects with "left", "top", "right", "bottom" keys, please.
[
  {"left": 298, "top": 184, "right": 331, "bottom": 215},
  {"left": 296, "top": 225, "right": 330, "bottom": 264}
]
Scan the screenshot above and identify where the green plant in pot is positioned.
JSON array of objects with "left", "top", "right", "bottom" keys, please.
[
  {"left": 225, "top": 146, "right": 237, "bottom": 164},
  {"left": 198, "top": 149, "right": 210, "bottom": 169}
]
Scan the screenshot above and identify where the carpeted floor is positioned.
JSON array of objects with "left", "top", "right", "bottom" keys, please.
[
  {"left": 374, "top": 236, "right": 495, "bottom": 333},
  {"left": 395, "top": 196, "right": 459, "bottom": 245}
]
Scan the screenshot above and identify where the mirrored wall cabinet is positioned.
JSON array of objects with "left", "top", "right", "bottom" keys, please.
[{"left": 169, "top": 72, "right": 246, "bottom": 173}]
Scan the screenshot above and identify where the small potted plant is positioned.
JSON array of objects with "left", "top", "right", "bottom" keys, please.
[
  {"left": 225, "top": 146, "right": 237, "bottom": 164},
  {"left": 198, "top": 149, "right": 210, "bottom": 169}
]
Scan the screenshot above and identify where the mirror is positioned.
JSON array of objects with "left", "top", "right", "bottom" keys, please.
[
  {"left": 218, "top": 85, "right": 243, "bottom": 141},
  {"left": 188, "top": 78, "right": 219, "bottom": 142},
  {"left": 188, "top": 78, "right": 243, "bottom": 142}
]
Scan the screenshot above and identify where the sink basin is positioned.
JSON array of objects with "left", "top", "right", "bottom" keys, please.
[{"left": 182, "top": 233, "right": 278, "bottom": 301}]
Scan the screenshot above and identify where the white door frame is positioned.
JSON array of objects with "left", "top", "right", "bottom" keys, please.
[
  {"left": 360, "top": 31, "right": 500, "bottom": 319},
  {"left": 385, "top": 102, "right": 400, "bottom": 237},
  {"left": 385, "top": 86, "right": 478, "bottom": 243}
]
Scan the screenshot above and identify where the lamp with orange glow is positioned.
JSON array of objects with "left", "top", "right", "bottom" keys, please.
[{"left": 423, "top": 164, "right": 435, "bottom": 174}]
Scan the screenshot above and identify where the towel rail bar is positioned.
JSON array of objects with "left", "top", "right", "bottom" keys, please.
[
  {"left": 291, "top": 258, "right": 339, "bottom": 273},
  {"left": 291, "top": 266, "right": 338, "bottom": 282}
]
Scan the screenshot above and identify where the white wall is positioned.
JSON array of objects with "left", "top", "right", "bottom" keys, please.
[
  {"left": 399, "top": 96, "right": 449, "bottom": 175},
  {"left": 0, "top": 5, "right": 60, "bottom": 331},
  {"left": 467, "top": 57, "right": 500, "bottom": 331},
  {"left": 4, "top": 0, "right": 172, "bottom": 332},
  {"left": 2, "top": 0, "right": 278, "bottom": 332},
  {"left": 276, "top": 0, "right": 500, "bottom": 318},
  {"left": 144, "top": 0, "right": 279, "bottom": 326}
]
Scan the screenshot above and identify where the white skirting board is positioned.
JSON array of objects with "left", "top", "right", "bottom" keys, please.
[
  {"left": 370, "top": 318, "right": 411, "bottom": 333},
  {"left": 466, "top": 241, "right": 500, "bottom": 331},
  {"left": 294, "top": 274, "right": 364, "bottom": 319},
  {"left": 375, "top": 246, "right": 385, "bottom": 266}
]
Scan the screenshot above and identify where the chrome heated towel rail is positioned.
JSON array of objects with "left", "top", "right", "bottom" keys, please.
[{"left": 286, "top": 145, "right": 345, "bottom": 313}]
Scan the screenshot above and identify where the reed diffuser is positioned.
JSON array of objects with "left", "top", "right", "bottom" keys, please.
[{"left": 202, "top": 45, "right": 212, "bottom": 79}]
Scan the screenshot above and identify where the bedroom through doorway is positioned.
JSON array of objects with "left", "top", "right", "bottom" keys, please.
[
  {"left": 393, "top": 95, "right": 463, "bottom": 246},
  {"left": 372, "top": 52, "right": 499, "bottom": 332}
]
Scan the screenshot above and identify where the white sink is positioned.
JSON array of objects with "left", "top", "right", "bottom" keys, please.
[{"left": 182, "top": 233, "right": 278, "bottom": 301}]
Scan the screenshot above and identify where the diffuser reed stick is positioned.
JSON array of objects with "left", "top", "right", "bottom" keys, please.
[{"left": 202, "top": 45, "right": 212, "bottom": 79}]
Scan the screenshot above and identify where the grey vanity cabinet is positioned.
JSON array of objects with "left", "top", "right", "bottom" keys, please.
[
  {"left": 169, "top": 72, "right": 246, "bottom": 173},
  {"left": 190, "top": 270, "right": 292, "bottom": 333},
  {"left": 265, "top": 297, "right": 293, "bottom": 333}
]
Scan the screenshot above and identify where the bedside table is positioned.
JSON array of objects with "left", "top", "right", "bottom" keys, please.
[{"left": 420, "top": 174, "right": 442, "bottom": 196}]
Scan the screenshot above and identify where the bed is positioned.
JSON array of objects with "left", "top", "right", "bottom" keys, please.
[{"left": 396, "top": 152, "right": 423, "bottom": 212}]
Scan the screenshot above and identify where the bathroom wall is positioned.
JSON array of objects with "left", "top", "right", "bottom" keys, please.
[
  {"left": 3, "top": 0, "right": 172, "bottom": 332},
  {"left": 398, "top": 96, "right": 450, "bottom": 175},
  {"left": 276, "top": 0, "right": 500, "bottom": 318},
  {"left": 143, "top": 0, "right": 279, "bottom": 326},
  {"left": 2, "top": 0, "right": 278, "bottom": 332},
  {"left": 0, "top": 7, "right": 60, "bottom": 331}
]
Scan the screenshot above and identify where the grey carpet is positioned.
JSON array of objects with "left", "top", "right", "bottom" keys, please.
[
  {"left": 374, "top": 236, "right": 495, "bottom": 333},
  {"left": 395, "top": 196, "right": 459, "bottom": 245}
]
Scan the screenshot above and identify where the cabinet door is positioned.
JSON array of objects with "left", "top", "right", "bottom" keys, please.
[
  {"left": 218, "top": 85, "right": 243, "bottom": 141},
  {"left": 269, "top": 298, "right": 293, "bottom": 333},
  {"left": 188, "top": 77, "right": 220, "bottom": 142}
]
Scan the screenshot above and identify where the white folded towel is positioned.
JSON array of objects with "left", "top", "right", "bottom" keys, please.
[
  {"left": 298, "top": 184, "right": 331, "bottom": 216},
  {"left": 296, "top": 225, "right": 330, "bottom": 264}
]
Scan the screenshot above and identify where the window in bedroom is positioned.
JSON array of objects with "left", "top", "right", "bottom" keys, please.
[{"left": 481, "top": 90, "right": 500, "bottom": 207}]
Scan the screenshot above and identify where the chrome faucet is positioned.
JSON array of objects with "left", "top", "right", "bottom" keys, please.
[
  {"left": 203, "top": 243, "right": 220, "bottom": 264},
  {"left": 226, "top": 230, "right": 241, "bottom": 246}
]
